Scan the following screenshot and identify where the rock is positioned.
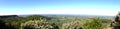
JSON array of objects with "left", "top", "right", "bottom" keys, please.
[{"left": 110, "top": 12, "right": 120, "bottom": 29}]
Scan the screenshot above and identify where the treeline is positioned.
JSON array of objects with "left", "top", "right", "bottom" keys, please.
[{"left": 0, "top": 15, "right": 112, "bottom": 29}]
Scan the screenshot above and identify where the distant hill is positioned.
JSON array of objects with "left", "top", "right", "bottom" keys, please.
[
  {"left": 18, "top": 14, "right": 115, "bottom": 20},
  {"left": 0, "top": 15, "right": 18, "bottom": 18}
]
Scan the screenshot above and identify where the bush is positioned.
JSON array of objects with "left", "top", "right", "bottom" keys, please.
[
  {"left": 26, "top": 15, "right": 47, "bottom": 20},
  {"left": 61, "top": 20, "right": 83, "bottom": 29},
  {"left": 20, "top": 20, "right": 58, "bottom": 29},
  {"left": 83, "top": 18, "right": 102, "bottom": 29}
]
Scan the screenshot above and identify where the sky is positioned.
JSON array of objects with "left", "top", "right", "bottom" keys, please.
[{"left": 0, "top": 0, "right": 120, "bottom": 16}]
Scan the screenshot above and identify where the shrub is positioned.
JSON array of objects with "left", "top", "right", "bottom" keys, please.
[
  {"left": 20, "top": 20, "right": 58, "bottom": 29},
  {"left": 26, "top": 15, "right": 47, "bottom": 20},
  {"left": 83, "top": 18, "right": 102, "bottom": 29},
  {"left": 61, "top": 20, "right": 83, "bottom": 29}
]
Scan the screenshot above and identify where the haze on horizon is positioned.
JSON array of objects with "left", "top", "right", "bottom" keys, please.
[{"left": 0, "top": 0, "right": 120, "bottom": 16}]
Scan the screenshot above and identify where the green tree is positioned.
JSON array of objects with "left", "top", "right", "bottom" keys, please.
[
  {"left": 61, "top": 20, "right": 83, "bottom": 29},
  {"left": 26, "top": 15, "right": 47, "bottom": 20},
  {"left": 20, "top": 15, "right": 58, "bottom": 29},
  {"left": 83, "top": 18, "right": 102, "bottom": 29},
  {"left": 20, "top": 20, "right": 58, "bottom": 29}
]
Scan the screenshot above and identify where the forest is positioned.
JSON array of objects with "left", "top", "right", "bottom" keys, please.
[{"left": 0, "top": 15, "right": 115, "bottom": 29}]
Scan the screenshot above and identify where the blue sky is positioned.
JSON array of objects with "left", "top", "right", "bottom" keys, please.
[{"left": 0, "top": 0, "right": 120, "bottom": 16}]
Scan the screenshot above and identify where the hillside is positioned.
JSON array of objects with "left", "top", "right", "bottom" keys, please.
[{"left": 0, "top": 14, "right": 115, "bottom": 29}]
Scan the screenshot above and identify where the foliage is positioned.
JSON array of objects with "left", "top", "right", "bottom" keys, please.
[
  {"left": 83, "top": 18, "right": 102, "bottom": 29},
  {"left": 20, "top": 15, "right": 58, "bottom": 29},
  {"left": 61, "top": 20, "right": 83, "bottom": 29},
  {"left": 26, "top": 15, "right": 47, "bottom": 20},
  {"left": 20, "top": 20, "right": 58, "bottom": 29},
  {"left": 1, "top": 15, "right": 49, "bottom": 29},
  {"left": 0, "top": 15, "right": 113, "bottom": 29}
]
